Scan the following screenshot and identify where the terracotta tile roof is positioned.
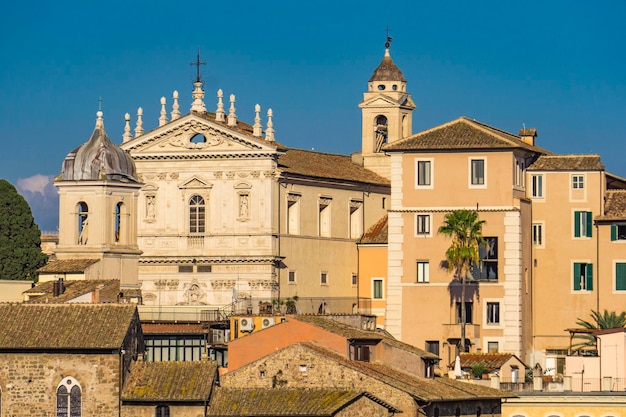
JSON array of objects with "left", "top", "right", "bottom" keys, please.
[
  {"left": 207, "top": 388, "right": 391, "bottom": 416},
  {"left": 278, "top": 149, "right": 390, "bottom": 186},
  {"left": 0, "top": 303, "right": 137, "bottom": 350},
  {"left": 122, "top": 360, "right": 217, "bottom": 402},
  {"left": 359, "top": 215, "right": 388, "bottom": 244},
  {"left": 527, "top": 154, "right": 605, "bottom": 171},
  {"left": 298, "top": 342, "right": 512, "bottom": 401},
  {"left": 38, "top": 259, "right": 99, "bottom": 273},
  {"left": 24, "top": 279, "right": 124, "bottom": 303},
  {"left": 142, "top": 322, "right": 207, "bottom": 335},
  {"left": 458, "top": 353, "right": 526, "bottom": 372},
  {"left": 384, "top": 117, "right": 549, "bottom": 153},
  {"left": 292, "top": 316, "right": 438, "bottom": 360},
  {"left": 597, "top": 190, "right": 626, "bottom": 220},
  {"left": 606, "top": 172, "right": 626, "bottom": 190}
]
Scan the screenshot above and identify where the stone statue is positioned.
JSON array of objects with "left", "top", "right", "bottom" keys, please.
[
  {"left": 78, "top": 218, "right": 88, "bottom": 245},
  {"left": 239, "top": 194, "right": 249, "bottom": 218}
]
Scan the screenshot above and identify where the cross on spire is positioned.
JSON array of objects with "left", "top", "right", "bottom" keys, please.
[
  {"left": 190, "top": 49, "right": 207, "bottom": 83},
  {"left": 385, "top": 26, "right": 392, "bottom": 48},
  {"left": 98, "top": 97, "right": 103, "bottom": 111}
]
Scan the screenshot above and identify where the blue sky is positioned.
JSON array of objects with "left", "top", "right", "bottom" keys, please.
[{"left": 1, "top": 1, "right": 625, "bottom": 232}]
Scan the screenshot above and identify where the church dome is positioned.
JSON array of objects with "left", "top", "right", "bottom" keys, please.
[
  {"left": 60, "top": 111, "right": 138, "bottom": 182},
  {"left": 368, "top": 48, "right": 406, "bottom": 83}
]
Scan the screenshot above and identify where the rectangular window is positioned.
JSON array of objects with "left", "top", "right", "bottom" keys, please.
[
  {"left": 197, "top": 265, "right": 212, "bottom": 273},
  {"left": 351, "top": 344, "right": 371, "bottom": 362},
  {"left": 416, "top": 214, "right": 430, "bottom": 235},
  {"left": 178, "top": 265, "right": 193, "bottom": 273},
  {"left": 574, "top": 211, "right": 593, "bottom": 238},
  {"left": 417, "top": 160, "right": 431, "bottom": 186},
  {"left": 573, "top": 262, "right": 593, "bottom": 291},
  {"left": 531, "top": 175, "right": 543, "bottom": 198},
  {"left": 352, "top": 274, "right": 357, "bottom": 286},
  {"left": 486, "top": 302, "right": 500, "bottom": 324},
  {"left": 611, "top": 224, "right": 626, "bottom": 241},
  {"left": 472, "top": 237, "right": 498, "bottom": 280},
  {"left": 572, "top": 175, "right": 584, "bottom": 189},
  {"left": 532, "top": 223, "right": 543, "bottom": 246},
  {"left": 456, "top": 302, "right": 473, "bottom": 324},
  {"left": 372, "top": 279, "right": 383, "bottom": 299},
  {"left": 471, "top": 159, "right": 485, "bottom": 185},
  {"left": 287, "top": 193, "right": 301, "bottom": 235},
  {"left": 288, "top": 271, "right": 296, "bottom": 283},
  {"left": 417, "top": 261, "right": 429, "bottom": 283},
  {"left": 350, "top": 200, "right": 363, "bottom": 239},
  {"left": 425, "top": 340, "right": 440, "bottom": 356},
  {"left": 487, "top": 341, "right": 499, "bottom": 353},
  {"left": 319, "top": 198, "right": 331, "bottom": 237},
  {"left": 320, "top": 272, "right": 328, "bottom": 285},
  {"left": 616, "top": 263, "right": 626, "bottom": 291}
]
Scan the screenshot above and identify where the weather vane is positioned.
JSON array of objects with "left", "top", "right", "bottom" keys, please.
[
  {"left": 98, "top": 97, "right": 102, "bottom": 111},
  {"left": 190, "top": 49, "right": 207, "bottom": 83},
  {"left": 385, "top": 26, "right": 392, "bottom": 48}
]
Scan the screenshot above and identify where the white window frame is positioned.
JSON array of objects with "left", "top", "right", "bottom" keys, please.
[
  {"left": 572, "top": 174, "right": 585, "bottom": 189},
  {"left": 417, "top": 261, "right": 430, "bottom": 283},
  {"left": 415, "top": 213, "right": 432, "bottom": 237},
  {"left": 415, "top": 158, "right": 434, "bottom": 189},
  {"left": 320, "top": 271, "right": 328, "bottom": 286},
  {"left": 288, "top": 270, "right": 296, "bottom": 284},
  {"left": 468, "top": 157, "right": 487, "bottom": 189},
  {"left": 484, "top": 301, "right": 502, "bottom": 327},
  {"left": 372, "top": 278, "right": 384, "bottom": 300},
  {"left": 532, "top": 222, "right": 544, "bottom": 247},
  {"left": 531, "top": 174, "right": 544, "bottom": 199}
]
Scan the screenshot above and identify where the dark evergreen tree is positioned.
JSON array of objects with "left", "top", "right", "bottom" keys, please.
[{"left": 0, "top": 179, "right": 47, "bottom": 280}]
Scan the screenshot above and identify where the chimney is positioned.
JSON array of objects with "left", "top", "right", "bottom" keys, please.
[{"left": 519, "top": 128, "right": 537, "bottom": 146}]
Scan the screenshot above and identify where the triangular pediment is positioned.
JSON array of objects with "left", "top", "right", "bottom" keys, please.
[
  {"left": 120, "top": 113, "right": 278, "bottom": 156},
  {"left": 178, "top": 175, "right": 212, "bottom": 189},
  {"left": 358, "top": 94, "right": 404, "bottom": 109}
]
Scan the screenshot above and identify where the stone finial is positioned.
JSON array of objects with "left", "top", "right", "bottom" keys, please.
[
  {"left": 123, "top": 113, "right": 132, "bottom": 142},
  {"left": 171, "top": 90, "right": 181, "bottom": 120},
  {"left": 95, "top": 110, "right": 104, "bottom": 129},
  {"left": 159, "top": 97, "right": 168, "bottom": 127},
  {"left": 190, "top": 81, "right": 207, "bottom": 113},
  {"left": 134, "top": 107, "right": 144, "bottom": 137},
  {"left": 265, "top": 108, "right": 275, "bottom": 141},
  {"left": 253, "top": 104, "right": 262, "bottom": 137},
  {"left": 227, "top": 94, "right": 237, "bottom": 126},
  {"left": 216, "top": 89, "right": 225, "bottom": 122}
]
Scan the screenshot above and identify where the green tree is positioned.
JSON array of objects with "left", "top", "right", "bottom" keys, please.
[
  {"left": 438, "top": 209, "right": 486, "bottom": 353},
  {"left": 574, "top": 309, "right": 626, "bottom": 349},
  {"left": 0, "top": 180, "right": 47, "bottom": 281}
]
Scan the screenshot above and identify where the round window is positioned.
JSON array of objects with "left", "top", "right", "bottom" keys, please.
[
  {"left": 392, "top": 84, "right": 398, "bottom": 91},
  {"left": 377, "top": 84, "right": 385, "bottom": 91}
]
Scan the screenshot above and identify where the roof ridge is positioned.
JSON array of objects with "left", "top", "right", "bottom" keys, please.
[{"left": 459, "top": 117, "right": 525, "bottom": 146}]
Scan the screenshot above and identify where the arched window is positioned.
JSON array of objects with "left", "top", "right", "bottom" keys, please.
[
  {"left": 374, "top": 115, "right": 388, "bottom": 152},
  {"left": 115, "top": 202, "right": 123, "bottom": 243},
  {"left": 156, "top": 405, "right": 170, "bottom": 417},
  {"left": 77, "top": 202, "right": 89, "bottom": 245},
  {"left": 189, "top": 195, "right": 205, "bottom": 234},
  {"left": 57, "top": 377, "right": 81, "bottom": 417}
]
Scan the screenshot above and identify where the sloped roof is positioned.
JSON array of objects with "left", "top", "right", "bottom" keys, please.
[
  {"left": 369, "top": 49, "right": 406, "bottom": 82},
  {"left": 122, "top": 360, "right": 217, "bottom": 402},
  {"left": 38, "top": 259, "right": 99, "bottom": 273},
  {"left": 291, "top": 316, "right": 438, "bottom": 360},
  {"left": 278, "top": 149, "right": 390, "bottom": 186},
  {"left": 23, "top": 279, "right": 125, "bottom": 303},
  {"left": 527, "top": 155, "right": 605, "bottom": 171},
  {"left": 597, "top": 190, "right": 626, "bottom": 221},
  {"left": 297, "top": 342, "right": 512, "bottom": 402},
  {"left": 458, "top": 353, "right": 526, "bottom": 372},
  {"left": 0, "top": 303, "right": 137, "bottom": 350},
  {"left": 207, "top": 388, "right": 397, "bottom": 416},
  {"left": 384, "top": 117, "right": 548, "bottom": 154},
  {"left": 359, "top": 215, "right": 388, "bottom": 244}
]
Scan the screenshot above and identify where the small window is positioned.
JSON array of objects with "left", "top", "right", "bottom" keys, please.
[
  {"left": 197, "top": 265, "right": 212, "bottom": 273},
  {"left": 288, "top": 271, "right": 296, "bottom": 283},
  {"left": 486, "top": 302, "right": 500, "bottom": 324},
  {"left": 470, "top": 159, "right": 485, "bottom": 186},
  {"left": 574, "top": 262, "right": 593, "bottom": 291},
  {"left": 299, "top": 364, "right": 307, "bottom": 372},
  {"left": 320, "top": 272, "right": 328, "bottom": 285},
  {"left": 531, "top": 174, "right": 543, "bottom": 198},
  {"left": 532, "top": 223, "right": 543, "bottom": 246},
  {"left": 572, "top": 175, "right": 584, "bottom": 189},
  {"left": 416, "top": 214, "right": 431, "bottom": 235},
  {"left": 416, "top": 160, "right": 432, "bottom": 186},
  {"left": 417, "top": 261, "right": 429, "bottom": 283},
  {"left": 372, "top": 279, "right": 383, "bottom": 299},
  {"left": 616, "top": 263, "right": 626, "bottom": 291},
  {"left": 351, "top": 274, "right": 357, "bottom": 286},
  {"left": 487, "top": 341, "right": 499, "bottom": 353},
  {"left": 156, "top": 405, "right": 170, "bottom": 417},
  {"left": 611, "top": 224, "right": 626, "bottom": 241},
  {"left": 574, "top": 211, "right": 593, "bottom": 238},
  {"left": 178, "top": 265, "right": 193, "bottom": 273},
  {"left": 425, "top": 340, "right": 440, "bottom": 356}
]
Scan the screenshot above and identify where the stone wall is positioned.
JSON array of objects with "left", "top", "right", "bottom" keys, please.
[
  {"left": 0, "top": 352, "right": 121, "bottom": 416},
  {"left": 122, "top": 403, "right": 205, "bottom": 417},
  {"left": 336, "top": 395, "right": 395, "bottom": 417}
]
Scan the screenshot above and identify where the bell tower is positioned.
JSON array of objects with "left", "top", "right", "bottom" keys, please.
[{"left": 358, "top": 37, "right": 415, "bottom": 179}]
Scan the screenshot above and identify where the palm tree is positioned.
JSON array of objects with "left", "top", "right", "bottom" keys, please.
[
  {"left": 574, "top": 309, "right": 626, "bottom": 350},
  {"left": 438, "top": 209, "right": 486, "bottom": 353}
]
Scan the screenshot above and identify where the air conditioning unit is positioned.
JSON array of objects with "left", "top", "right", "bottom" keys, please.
[
  {"left": 261, "top": 317, "right": 276, "bottom": 329},
  {"left": 239, "top": 317, "right": 254, "bottom": 332}
]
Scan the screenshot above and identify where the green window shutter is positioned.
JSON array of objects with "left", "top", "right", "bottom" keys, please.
[
  {"left": 586, "top": 212, "right": 593, "bottom": 237},
  {"left": 611, "top": 225, "right": 618, "bottom": 241},
  {"left": 574, "top": 212, "right": 581, "bottom": 237},
  {"left": 573, "top": 263, "right": 581, "bottom": 290},
  {"left": 616, "top": 263, "right": 626, "bottom": 291},
  {"left": 586, "top": 264, "right": 593, "bottom": 290}
]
